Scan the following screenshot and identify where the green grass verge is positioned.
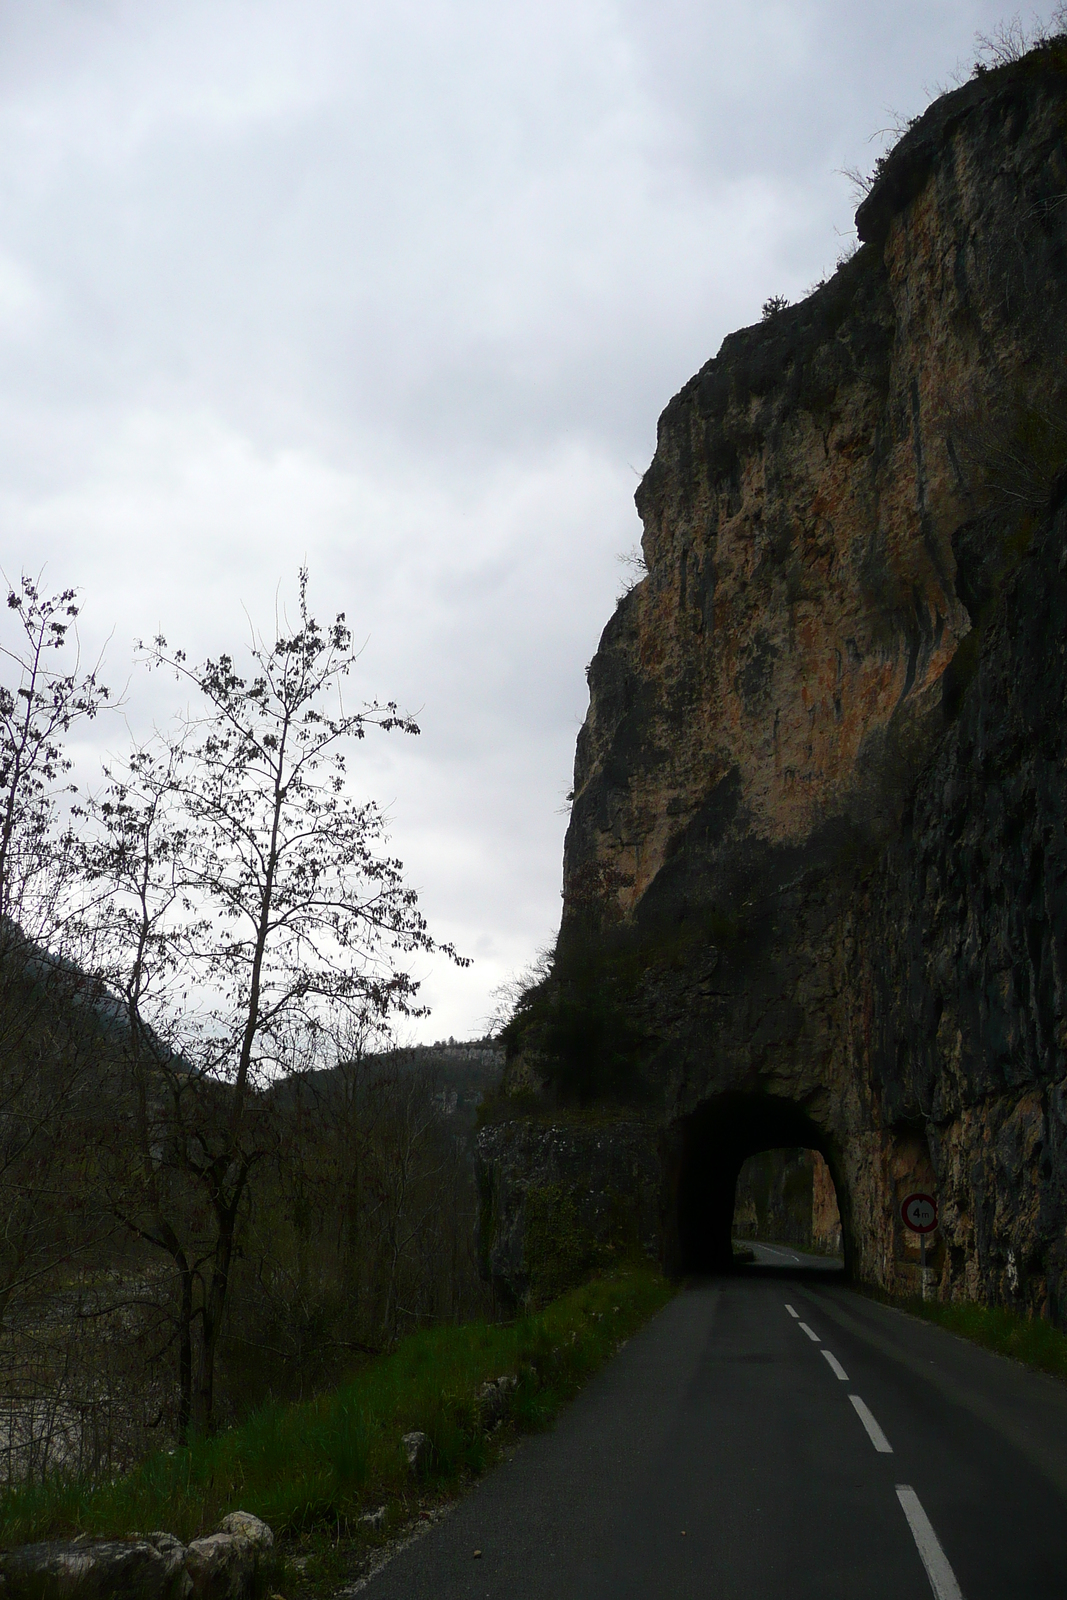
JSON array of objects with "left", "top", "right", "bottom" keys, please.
[
  {"left": 0, "top": 1267, "right": 673, "bottom": 1557},
  {"left": 901, "top": 1296, "right": 1067, "bottom": 1380}
]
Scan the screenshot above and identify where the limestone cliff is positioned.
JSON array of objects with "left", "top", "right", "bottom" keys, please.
[
  {"left": 486, "top": 44, "right": 1067, "bottom": 1320},
  {"left": 858, "top": 486, "right": 1067, "bottom": 1316}
]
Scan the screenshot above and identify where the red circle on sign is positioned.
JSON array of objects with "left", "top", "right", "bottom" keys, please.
[{"left": 901, "top": 1192, "right": 938, "bottom": 1233}]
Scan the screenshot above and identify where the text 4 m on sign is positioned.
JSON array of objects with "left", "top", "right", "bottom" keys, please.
[{"left": 901, "top": 1193, "right": 937, "bottom": 1233}]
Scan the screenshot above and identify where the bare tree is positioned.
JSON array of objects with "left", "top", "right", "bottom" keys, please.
[
  {"left": 0, "top": 574, "right": 108, "bottom": 939},
  {"left": 972, "top": 7, "right": 1067, "bottom": 71},
  {"left": 0, "top": 577, "right": 110, "bottom": 1330},
  {"left": 82, "top": 571, "right": 466, "bottom": 1435}
]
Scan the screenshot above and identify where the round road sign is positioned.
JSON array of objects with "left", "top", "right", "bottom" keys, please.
[{"left": 901, "top": 1192, "right": 937, "bottom": 1233}]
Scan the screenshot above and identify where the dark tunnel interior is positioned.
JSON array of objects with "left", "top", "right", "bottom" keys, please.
[{"left": 672, "top": 1092, "right": 849, "bottom": 1275}]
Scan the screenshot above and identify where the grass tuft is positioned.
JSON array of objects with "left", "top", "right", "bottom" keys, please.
[
  {"left": 902, "top": 1296, "right": 1067, "bottom": 1381},
  {"left": 859, "top": 1281, "right": 1067, "bottom": 1383}
]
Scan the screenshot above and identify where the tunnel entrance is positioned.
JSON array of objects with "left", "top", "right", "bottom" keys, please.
[
  {"left": 733, "top": 1147, "right": 842, "bottom": 1257},
  {"left": 671, "top": 1093, "right": 849, "bottom": 1274}
]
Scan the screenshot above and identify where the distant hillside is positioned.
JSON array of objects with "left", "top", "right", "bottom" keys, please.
[
  {"left": 358, "top": 1036, "right": 505, "bottom": 1139},
  {"left": 278, "top": 1037, "right": 506, "bottom": 1140},
  {"left": 387, "top": 1039, "right": 505, "bottom": 1132}
]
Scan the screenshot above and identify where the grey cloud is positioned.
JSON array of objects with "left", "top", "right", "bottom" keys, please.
[{"left": 0, "top": 0, "right": 1043, "bottom": 1036}]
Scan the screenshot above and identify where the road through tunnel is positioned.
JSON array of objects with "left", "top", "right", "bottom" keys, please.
[{"left": 670, "top": 1093, "right": 851, "bottom": 1276}]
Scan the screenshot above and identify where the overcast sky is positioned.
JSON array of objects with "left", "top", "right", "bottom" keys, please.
[{"left": 0, "top": 0, "right": 1047, "bottom": 1043}]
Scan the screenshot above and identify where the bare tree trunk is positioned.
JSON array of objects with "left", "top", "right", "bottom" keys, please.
[
  {"left": 177, "top": 1260, "right": 194, "bottom": 1445},
  {"left": 191, "top": 1173, "right": 246, "bottom": 1436}
]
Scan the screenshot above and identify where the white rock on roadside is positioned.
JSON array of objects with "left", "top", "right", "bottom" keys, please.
[
  {"left": 185, "top": 1512, "right": 273, "bottom": 1600},
  {"left": 477, "top": 1375, "right": 518, "bottom": 1430},
  {"left": 401, "top": 1431, "right": 430, "bottom": 1475},
  {"left": 216, "top": 1514, "right": 272, "bottom": 1558}
]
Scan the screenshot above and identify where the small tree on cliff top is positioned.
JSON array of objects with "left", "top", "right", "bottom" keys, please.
[{"left": 83, "top": 571, "right": 465, "bottom": 1436}]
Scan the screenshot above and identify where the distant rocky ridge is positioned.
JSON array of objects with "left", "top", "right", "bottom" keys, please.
[
  {"left": 297, "top": 1038, "right": 504, "bottom": 1138},
  {"left": 481, "top": 41, "right": 1067, "bottom": 1322}
]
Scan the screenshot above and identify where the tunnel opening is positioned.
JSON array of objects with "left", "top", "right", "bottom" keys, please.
[
  {"left": 733, "top": 1148, "right": 843, "bottom": 1258},
  {"left": 670, "top": 1092, "right": 850, "bottom": 1276}
]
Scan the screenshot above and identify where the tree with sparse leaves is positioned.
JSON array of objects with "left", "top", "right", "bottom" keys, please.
[
  {"left": 81, "top": 572, "right": 466, "bottom": 1436},
  {"left": 0, "top": 577, "right": 109, "bottom": 1332}
]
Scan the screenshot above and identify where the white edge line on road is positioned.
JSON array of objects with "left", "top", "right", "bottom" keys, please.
[
  {"left": 785, "top": 1304, "right": 799, "bottom": 1318},
  {"left": 849, "top": 1393, "right": 893, "bottom": 1453},
  {"left": 798, "top": 1321, "right": 821, "bottom": 1343},
  {"left": 896, "top": 1485, "right": 965, "bottom": 1600},
  {"left": 822, "top": 1349, "right": 848, "bottom": 1381}
]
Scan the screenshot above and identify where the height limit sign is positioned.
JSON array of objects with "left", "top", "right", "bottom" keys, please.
[
  {"left": 901, "top": 1192, "right": 938, "bottom": 1298},
  {"left": 901, "top": 1193, "right": 937, "bottom": 1234}
]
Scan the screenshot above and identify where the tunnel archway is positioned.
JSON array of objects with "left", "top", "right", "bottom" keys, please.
[{"left": 669, "top": 1092, "right": 852, "bottom": 1275}]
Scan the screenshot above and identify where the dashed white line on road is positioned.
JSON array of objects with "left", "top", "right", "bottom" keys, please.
[
  {"left": 785, "top": 1304, "right": 799, "bottom": 1318},
  {"left": 849, "top": 1394, "right": 893, "bottom": 1453},
  {"left": 798, "top": 1321, "right": 821, "bottom": 1343},
  {"left": 821, "top": 1350, "right": 848, "bottom": 1381},
  {"left": 896, "top": 1485, "right": 965, "bottom": 1600}
]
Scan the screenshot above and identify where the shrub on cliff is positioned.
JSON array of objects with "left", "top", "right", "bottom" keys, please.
[{"left": 501, "top": 931, "right": 648, "bottom": 1107}]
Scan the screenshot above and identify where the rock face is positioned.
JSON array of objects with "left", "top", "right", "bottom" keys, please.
[
  {"left": 488, "top": 46, "right": 1067, "bottom": 1321},
  {"left": 478, "top": 1120, "right": 661, "bottom": 1307},
  {"left": 857, "top": 488, "right": 1067, "bottom": 1316}
]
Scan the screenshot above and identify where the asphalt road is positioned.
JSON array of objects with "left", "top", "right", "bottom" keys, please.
[{"left": 356, "top": 1257, "right": 1067, "bottom": 1598}]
